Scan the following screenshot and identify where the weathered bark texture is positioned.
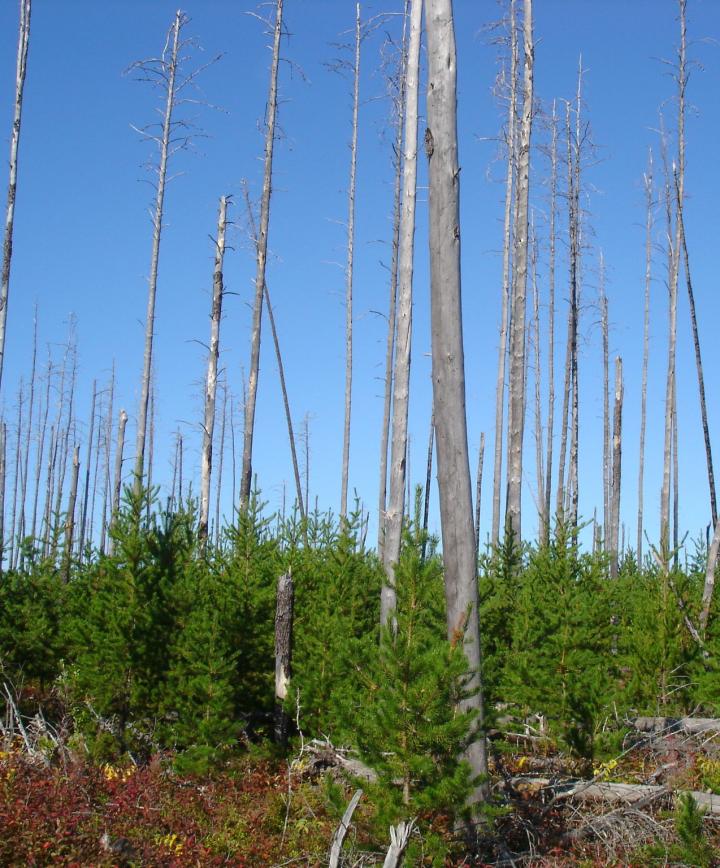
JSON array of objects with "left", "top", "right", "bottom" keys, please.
[
  {"left": 133, "top": 11, "right": 184, "bottom": 491},
  {"left": 531, "top": 227, "right": 545, "bottom": 539},
  {"left": 491, "top": 0, "right": 518, "bottom": 546},
  {"left": 505, "top": 0, "right": 533, "bottom": 542},
  {"left": 339, "top": 3, "right": 361, "bottom": 520},
  {"left": 610, "top": 356, "right": 623, "bottom": 577},
  {"left": 380, "top": 0, "right": 421, "bottom": 627},
  {"left": 0, "top": 0, "right": 31, "bottom": 391},
  {"left": 240, "top": 0, "right": 284, "bottom": 510},
  {"left": 701, "top": 516, "right": 720, "bottom": 636},
  {"left": 425, "top": 0, "right": 488, "bottom": 800},
  {"left": 199, "top": 196, "right": 228, "bottom": 543},
  {"left": 637, "top": 154, "right": 653, "bottom": 563},
  {"left": 274, "top": 570, "right": 294, "bottom": 747},
  {"left": 328, "top": 789, "right": 363, "bottom": 868}
]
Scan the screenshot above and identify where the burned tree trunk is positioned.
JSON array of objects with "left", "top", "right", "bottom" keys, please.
[
  {"left": 425, "top": 0, "right": 488, "bottom": 801},
  {"left": 199, "top": 196, "right": 229, "bottom": 543},
  {"left": 274, "top": 570, "right": 294, "bottom": 747},
  {"left": 240, "top": 0, "right": 284, "bottom": 510},
  {"left": 0, "top": 0, "right": 31, "bottom": 390}
]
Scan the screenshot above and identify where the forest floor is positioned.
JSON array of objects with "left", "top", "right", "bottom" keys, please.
[{"left": 3, "top": 721, "right": 720, "bottom": 866}]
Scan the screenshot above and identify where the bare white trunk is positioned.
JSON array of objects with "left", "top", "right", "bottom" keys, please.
[
  {"left": 339, "top": 3, "right": 361, "bottom": 519},
  {"left": 199, "top": 196, "right": 228, "bottom": 542},
  {"left": 637, "top": 153, "right": 653, "bottom": 563},
  {"left": 134, "top": 11, "right": 184, "bottom": 490},
  {"left": 491, "top": 0, "right": 518, "bottom": 546},
  {"left": 610, "top": 356, "right": 623, "bottom": 578},
  {"left": 425, "top": 0, "right": 488, "bottom": 800},
  {"left": 380, "top": 0, "right": 422, "bottom": 627},
  {"left": 240, "top": 0, "right": 284, "bottom": 509},
  {"left": 505, "top": 0, "right": 533, "bottom": 542},
  {"left": 0, "top": 0, "right": 31, "bottom": 390}
]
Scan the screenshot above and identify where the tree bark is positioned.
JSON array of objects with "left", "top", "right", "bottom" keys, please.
[
  {"left": 0, "top": 423, "right": 6, "bottom": 572},
  {"left": 425, "top": 0, "right": 488, "bottom": 801},
  {"left": 240, "top": 0, "right": 284, "bottom": 509},
  {"left": 339, "top": 3, "right": 361, "bottom": 520},
  {"left": 0, "top": 0, "right": 31, "bottom": 391},
  {"left": 601, "top": 269, "right": 609, "bottom": 549},
  {"left": 134, "top": 11, "right": 184, "bottom": 491},
  {"left": 421, "top": 411, "right": 434, "bottom": 561},
  {"left": 531, "top": 224, "right": 544, "bottom": 539},
  {"left": 504, "top": 0, "right": 533, "bottom": 543},
  {"left": 380, "top": 0, "right": 421, "bottom": 627},
  {"left": 544, "top": 101, "right": 557, "bottom": 545},
  {"left": 274, "top": 570, "right": 294, "bottom": 747},
  {"left": 199, "top": 196, "right": 228, "bottom": 543},
  {"left": 491, "top": 0, "right": 518, "bottom": 547}
]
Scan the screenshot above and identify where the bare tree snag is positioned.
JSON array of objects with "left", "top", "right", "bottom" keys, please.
[
  {"left": 339, "top": 3, "right": 361, "bottom": 520},
  {"left": 475, "top": 431, "right": 485, "bottom": 556},
  {"left": 0, "top": 0, "right": 31, "bottom": 391},
  {"left": 378, "top": 7, "right": 410, "bottom": 556},
  {"left": 425, "top": 0, "right": 488, "bottom": 802},
  {"left": 544, "top": 101, "right": 557, "bottom": 545},
  {"left": 421, "top": 410, "right": 434, "bottom": 561},
  {"left": 199, "top": 196, "right": 229, "bottom": 543},
  {"left": 491, "top": 0, "right": 518, "bottom": 547},
  {"left": 62, "top": 446, "right": 79, "bottom": 582},
  {"left": 600, "top": 265, "right": 609, "bottom": 549},
  {"left": 380, "top": 0, "right": 422, "bottom": 627},
  {"left": 610, "top": 356, "right": 623, "bottom": 577},
  {"left": 328, "top": 789, "right": 363, "bottom": 868},
  {"left": 505, "top": 0, "right": 533, "bottom": 542},
  {"left": 0, "top": 423, "right": 6, "bottom": 571},
  {"left": 240, "top": 0, "right": 284, "bottom": 510},
  {"left": 637, "top": 153, "right": 653, "bottom": 563},
  {"left": 274, "top": 570, "right": 294, "bottom": 747},
  {"left": 78, "top": 380, "right": 97, "bottom": 558},
  {"left": 108, "top": 409, "right": 128, "bottom": 556}
]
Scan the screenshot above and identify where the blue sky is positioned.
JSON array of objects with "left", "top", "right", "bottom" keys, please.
[{"left": 0, "top": 0, "right": 719, "bottom": 551}]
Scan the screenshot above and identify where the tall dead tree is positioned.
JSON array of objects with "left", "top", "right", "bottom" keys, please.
[
  {"left": 675, "top": 173, "right": 716, "bottom": 529},
  {"left": 108, "top": 409, "right": 128, "bottom": 556},
  {"left": 380, "top": 0, "right": 422, "bottom": 627},
  {"left": 491, "top": 0, "right": 518, "bottom": 546},
  {"left": 609, "top": 357, "right": 623, "bottom": 577},
  {"left": 425, "top": 0, "right": 488, "bottom": 800},
  {"left": 600, "top": 262, "right": 609, "bottom": 548},
  {"left": 339, "top": 3, "right": 362, "bottom": 520},
  {"left": 543, "top": 101, "right": 557, "bottom": 545},
  {"left": 78, "top": 381, "right": 97, "bottom": 558},
  {"left": 17, "top": 306, "right": 37, "bottom": 564},
  {"left": 660, "top": 0, "right": 685, "bottom": 557},
  {"left": 504, "top": 0, "right": 533, "bottom": 543},
  {"left": 637, "top": 153, "right": 653, "bottom": 563},
  {"left": 199, "top": 196, "right": 229, "bottom": 543},
  {"left": 62, "top": 446, "right": 79, "bottom": 582},
  {"left": 377, "top": 4, "right": 409, "bottom": 556},
  {"left": 0, "top": 423, "right": 5, "bottom": 571},
  {"left": 0, "top": 0, "right": 31, "bottom": 391},
  {"left": 475, "top": 431, "right": 485, "bottom": 556},
  {"left": 240, "top": 0, "right": 284, "bottom": 510},
  {"left": 531, "top": 220, "right": 545, "bottom": 538}
]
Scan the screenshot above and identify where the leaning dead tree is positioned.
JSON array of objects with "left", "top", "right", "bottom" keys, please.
[
  {"left": 129, "top": 11, "right": 216, "bottom": 492},
  {"left": 0, "top": 0, "right": 31, "bottom": 392},
  {"left": 505, "top": 0, "right": 533, "bottom": 543},
  {"left": 339, "top": 3, "right": 362, "bottom": 520},
  {"left": 380, "top": 0, "right": 421, "bottom": 628},
  {"left": 199, "top": 196, "right": 229, "bottom": 543},
  {"left": 425, "top": 0, "right": 488, "bottom": 801},
  {"left": 240, "top": 0, "right": 284, "bottom": 510}
]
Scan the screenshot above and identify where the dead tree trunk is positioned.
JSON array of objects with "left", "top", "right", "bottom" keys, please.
[
  {"left": 637, "top": 153, "right": 653, "bottom": 563},
  {"left": 610, "top": 357, "right": 623, "bottom": 578},
  {"left": 377, "top": 7, "right": 409, "bottom": 556},
  {"left": 62, "top": 446, "right": 79, "bottom": 582},
  {"left": 491, "top": 0, "right": 518, "bottom": 547},
  {"left": 199, "top": 196, "right": 228, "bottom": 543},
  {"left": 108, "top": 409, "right": 128, "bottom": 555},
  {"left": 544, "top": 101, "right": 557, "bottom": 544},
  {"left": 274, "top": 570, "right": 294, "bottom": 747},
  {"left": 601, "top": 266, "right": 609, "bottom": 549},
  {"left": 531, "top": 223, "right": 545, "bottom": 538},
  {"left": 0, "top": 0, "right": 31, "bottom": 390},
  {"left": 214, "top": 377, "right": 228, "bottom": 546},
  {"left": 425, "top": 0, "right": 488, "bottom": 800},
  {"left": 339, "top": 3, "right": 361, "bottom": 520},
  {"left": 0, "top": 423, "right": 5, "bottom": 572},
  {"left": 99, "top": 364, "right": 115, "bottom": 555},
  {"left": 240, "top": 0, "right": 284, "bottom": 510},
  {"left": 675, "top": 172, "right": 716, "bottom": 529},
  {"left": 17, "top": 307, "right": 37, "bottom": 565},
  {"left": 475, "top": 431, "right": 485, "bottom": 556},
  {"left": 78, "top": 380, "right": 97, "bottom": 558},
  {"left": 505, "top": 0, "right": 534, "bottom": 543},
  {"left": 133, "top": 11, "right": 185, "bottom": 491},
  {"left": 380, "top": 0, "right": 421, "bottom": 627},
  {"left": 421, "top": 410, "right": 434, "bottom": 561}
]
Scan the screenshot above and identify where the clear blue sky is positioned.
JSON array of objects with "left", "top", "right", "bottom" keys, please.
[{"left": 0, "top": 0, "right": 719, "bottom": 551}]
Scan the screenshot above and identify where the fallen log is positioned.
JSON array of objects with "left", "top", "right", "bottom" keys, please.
[
  {"left": 632, "top": 716, "right": 720, "bottom": 736},
  {"left": 508, "top": 775, "right": 720, "bottom": 814}
]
